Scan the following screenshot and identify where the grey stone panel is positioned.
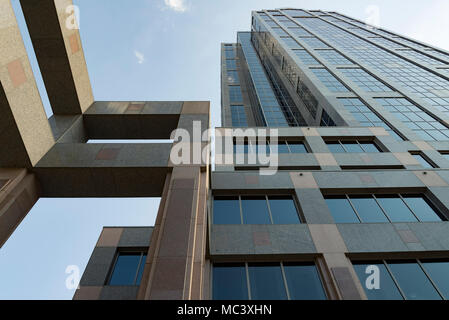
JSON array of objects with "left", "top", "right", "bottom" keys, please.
[
  {"left": 305, "top": 136, "right": 330, "bottom": 153},
  {"left": 313, "top": 171, "right": 424, "bottom": 190},
  {"left": 407, "top": 222, "right": 449, "bottom": 251},
  {"left": 295, "top": 189, "right": 335, "bottom": 224},
  {"left": 211, "top": 172, "right": 294, "bottom": 190},
  {"left": 99, "top": 286, "right": 139, "bottom": 300},
  {"left": 338, "top": 224, "right": 409, "bottom": 253},
  {"left": 333, "top": 153, "right": 402, "bottom": 168},
  {"left": 209, "top": 224, "right": 316, "bottom": 256},
  {"left": 118, "top": 227, "right": 153, "bottom": 248},
  {"left": 80, "top": 247, "right": 116, "bottom": 286}
]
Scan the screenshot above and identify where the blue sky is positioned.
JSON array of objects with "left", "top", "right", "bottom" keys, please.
[{"left": 1, "top": 0, "right": 449, "bottom": 300}]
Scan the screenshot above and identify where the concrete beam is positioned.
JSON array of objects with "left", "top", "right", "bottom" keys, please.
[
  {"left": 0, "top": 0, "right": 55, "bottom": 167},
  {"left": 0, "top": 169, "right": 40, "bottom": 248},
  {"left": 20, "top": 0, "right": 94, "bottom": 115}
]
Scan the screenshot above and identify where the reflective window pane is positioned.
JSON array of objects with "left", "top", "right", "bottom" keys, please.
[
  {"left": 376, "top": 196, "right": 418, "bottom": 222},
  {"left": 213, "top": 264, "right": 248, "bottom": 300},
  {"left": 325, "top": 197, "right": 360, "bottom": 223},
  {"left": 283, "top": 263, "right": 326, "bottom": 300},
  {"left": 412, "top": 154, "right": 434, "bottom": 169},
  {"left": 353, "top": 263, "right": 403, "bottom": 300},
  {"left": 327, "top": 142, "right": 345, "bottom": 153},
  {"left": 421, "top": 260, "right": 449, "bottom": 299},
  {"left": 248, "top": 263, "right": 288, "bottom": 300},
  {"left": 213, "top": 197, "right": 241, "bottom": 224},
  {"left": 135, "top": 254, "right": 146, "bottom": 285},
  {"left": 268, "top": 196, "right": 300, "bottom": 224},
  {"left": 360, "top": 142, "right": 380, "bottom": 153},
  {"left": 387, "top": 261, "right": 441, "bottom": 300},
  {"left": 274, "top": 142, "right": 290, "bottom": 154},
  {"left": 241, "top": 196, "right": 271, "bottom": 224},
  {"left": 288, "top": 142, "right": 308, "bottom": 153},
  {"left": 342, "top": 142, "right": 364, "bottom": 153},
  {"left": 403, "top": 196, "right": 443, "bottom": 222},
  {"left": 350, "top": 196, "right": 389, "bottom": 223},
  {"left": 109, "top": 253, "right": 142, "bottom": 285}
]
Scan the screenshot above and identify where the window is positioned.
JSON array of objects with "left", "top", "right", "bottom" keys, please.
[
  {"left": 311, "top": 68, "right": 350, "bottom": 92},
  {"left": 108, "top": 252, "right": 146, "bottom": 286},
  {"left": 213, "top": 195, "right": 301, "bottom": 225},
  {"left": 320, "top": 109, "right": 336, "bottom": 126},
  {"left": 225, "top": 59, "right": 237, "bottom": 70},
  {"left": 298, "top": 37, "right": 330, "bottom": 49},
  {"left": 316, "top": 49, "right": 353, "bottom": 65},
  {"left": 339, "top": 98, "right": 403, "bottom": 141},
  {"left": 340, "top": 68, "right": 393, "bottom": 92},
  {"left": 212, "top": 262, "right": 326, "bottom": 300},
  {"left": 354, "top": 259, "right": 449, "bottom": 300},
  {"left": 325, "top": 194, "right": 444, "bottom": 224},
  {"left": 376, "top": 98, "right": 449, "bottom": 141},
  {"left": 229, "top": 86, "right": 243, "bottom": 103},
  {"left": 293, "top": 49, "right": 320, "bottom": 65},
  {"left": 441, "top": 153, "right": 449, "bottom": 161},
  {"left": 230, "top": 105, "right": 248, "bottom": 127},
  {"left": 270, "top": 141, "right": 308, "bottom": 154},
  {"left": 226, "top": 70, "right": 239, "bottom": 84},
  {"left": 411, "top": 153, "right": 436, "bottom": 169},
  {"left": 281, "top": 37, "right": 303, "bottom": 49},
  {"left": 326, "top": 140, "right": 382, "bottom": 153}
]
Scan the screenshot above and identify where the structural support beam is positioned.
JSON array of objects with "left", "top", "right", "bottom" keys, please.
[
  {"left": 0, "top": 0, "right": 55, "bottom": 167},
  {"left": 0, "top": 169, "right": 40, "bottom": 248},
  {"left": 20, "top": 0, "right": 94, "bottom": 115}
]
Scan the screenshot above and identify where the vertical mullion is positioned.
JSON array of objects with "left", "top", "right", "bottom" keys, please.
[
  {"left": 285, "top": 141, "right": 292, "bottom": 154},
  {"left": 346, "top": 194, "right": 362, "bottom": 223},
  {"left": 417, "top": 259, "right": 445, "bottom": 300},
  {"left": 357, "top": 140, "right": 366, "bottom": 153},
  {"left": 383, "top": 260, "right": 407, "bottom": 300},
  {"left": 399, "top": 194, "right": 421, "bottom": 222},
  {"left": 245, "top": 263, "right": 252, "bottom": 300},
  {"left": 280, "top": 262, "right": 291, "bottom": 300},
  {"left": 373, "top": 194, "right": 393, "bottom": 223},
  {"left": 239, "top": 196, "right": 244, "bottom": 225},
  {"left": 133, "top": 252, "right": 144, "bottom": 285},
  {"left": 339, "top": 140, "right": 348, "bottom": 153},
  {"left": 265, "top": 195, "right": 275, "bottom": 225}
]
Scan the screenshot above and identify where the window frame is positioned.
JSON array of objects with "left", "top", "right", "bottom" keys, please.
[
  {"left": 106, "top": 250, "right": 147, "bottom": 286},
  {"left": 212, "top": 194, "right": 303, "bottom": 225},
  {"left": 325, "top": 139, "right": 384, "bottom": 153},
  {"left": 324, "top": 193, "right": 445, "bottom": 224}
]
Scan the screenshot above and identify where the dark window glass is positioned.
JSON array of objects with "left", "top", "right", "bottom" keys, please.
[
  {"left": 421, "top": 260, "right": 449, "bottom": 299},
  {"left": 248, "top": 263, "right": 288, "bottom": 300},
  {"left": 327, "top": 142, "right": 345, "bottom": 153},
  {"left": 274, "top": 141, "right": 290, "bottom": 154},
  {"left": 109, "top": 253, "right": 143, "bottom": 285},
  {"left": 283, "top": 263, "right": 326, "bottom": 300},
  {"left": 135, "top": 254, "right": 146, "bottom": 285},
  {"left": 213, "top": 264, "right": 248, "bottom": 300},
  {"left": 325, "top": 197, "right": 360, "bottom": 223},
  {"left": 412, "top": 154, "right": 434, "bottom": 169},
  {"left": 353, "top": 263, "right": 403, "bottom": 300},
  {"left": 241, "top": 196, "right": 271, "bottom": 224},
  {"left": 349, "top": 196, "right": 389, "bottom": 223},
  {"left": 342, "top": 142, "right": 364, "bottom": 153},
  {"left": 268, "top": 196, "right": 300, "bottom": 224},
  {"left": 402, "top": 196, "right": 443, "bottom": 222},
  {"left": 376, "top": 196, "right": 418, "bottom": 222},
  {"left": 288, "top": 142, "right": 308, "bottom": 153},
  {"left": 387, "top": 261, "right": 441, "bottom": 300},
  {"left": 213, "top": 196, "right": 241, "bottom": 224}
]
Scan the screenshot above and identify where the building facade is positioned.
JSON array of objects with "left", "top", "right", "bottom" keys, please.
[{"left": 3, "top": 2, "right": 449, "bottom": 300}]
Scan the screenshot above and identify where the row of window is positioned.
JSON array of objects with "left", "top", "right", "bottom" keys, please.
[
  {"left": 213, "top": 193, "right": 444, "bottom": 225},
  {"left": 213, "top": 259, "right": 449, "bottom": 300},
  {"left": 233, "top": 141, "right": 308, "bottom": 154},
  {"left": 213, "top": 195, "right": 301, "bottom": 225},
  {"left": 325, "top": 194, "right": 443, "bottom": 223},
  {"left": 213, "top": 262, "right": 326, "bottom": 300}
]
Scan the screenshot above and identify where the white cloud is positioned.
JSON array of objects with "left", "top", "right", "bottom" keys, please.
[
  {"left": 134, "top": 50, "right": 145, "bottom": 64},
  {"left": 164, "top": 0, "right": 187, "bottom": 12},
  {"left": 408, "top": 0, "right": 449, "bottom": 51}
]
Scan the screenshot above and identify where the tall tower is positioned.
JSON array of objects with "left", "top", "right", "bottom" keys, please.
[{"left": 212, "top": 9, "right": 449, "bottom": 300}]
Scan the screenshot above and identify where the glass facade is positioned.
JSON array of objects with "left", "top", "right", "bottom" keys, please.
[{"left": 108, "top": 252, "right": 146, "bottom": 286}]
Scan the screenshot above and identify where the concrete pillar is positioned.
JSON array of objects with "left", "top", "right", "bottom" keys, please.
[
  {"left": 0, "top": 0, "right": 55, "bottom": 167},
  {"left": 20, "top": 0, "right": 94, "bottom": 115},
  {"left": 0, "top": 169, "right": 40, "bottom": 248},
  {"left": 138, "top": 166, "right": 209, "bottom": 299}
]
